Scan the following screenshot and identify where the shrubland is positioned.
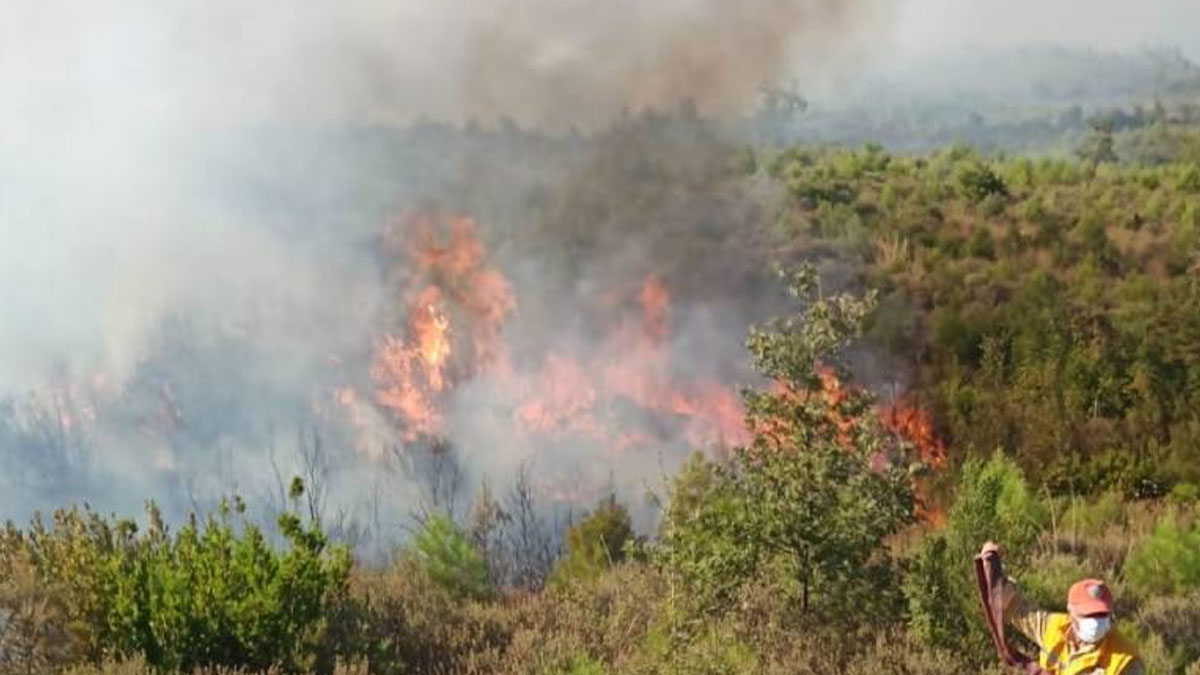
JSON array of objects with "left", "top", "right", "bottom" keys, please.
[{"left": 6, "top": 111, "right": 1200, "bottom": 673}]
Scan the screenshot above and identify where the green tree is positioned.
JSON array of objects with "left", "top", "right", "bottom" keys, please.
[
  {"left": 904, "top": 452, "right": 1045, "bottom": 659},
  {"left": 550, "top": 496, "right": 633, "bottom": 587},
  {"left": 411, "top": 514, "right": 492, "bottom": 601},
  {"left": 663, "top": 265, "right": 915, "bottom": 624},
  {"left": 1077, "top": 120, "right": 1118, "bottom": 165}
]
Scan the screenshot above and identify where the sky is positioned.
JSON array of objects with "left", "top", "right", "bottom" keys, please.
[{"left": 892, "top": 0, "right": 1200, "bottom": 61}]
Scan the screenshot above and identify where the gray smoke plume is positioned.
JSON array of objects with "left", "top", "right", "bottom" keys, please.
[
  {"left": 0, "top": 0, "right": 893, "bottom": 538},
  {"left": 9, "top": 0, "right": 1195, "bottom": 550}
]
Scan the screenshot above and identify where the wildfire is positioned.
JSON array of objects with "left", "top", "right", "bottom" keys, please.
[
  {"left": 751, "top": 368, "right": 865, "bottom": 451},
  {"left": 346, "top": 212, "right": 945, "bottom": 509},
  {"left": 354, "top": 214, "right": 750, "bottom": 455},
  {"left": 514, "top": 275, "right": 749, "bottom": 453},
  {"left": 368, "top": 215, "right": 516, "bottom": 441},
  {"left": 880, "top": 398, "right": 947, "bottom": 470}
]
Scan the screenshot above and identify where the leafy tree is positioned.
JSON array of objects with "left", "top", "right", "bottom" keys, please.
[{"left": 663, "top": 265, "right": 916, "bottom": 624}]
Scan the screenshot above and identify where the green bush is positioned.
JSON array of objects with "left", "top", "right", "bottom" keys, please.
[
  {"left": 1167, "top": 482, "right": 1200, "bottom": 506},
  {"left": 946, "top": 452, "right": 1047, "bottom": 563},
  {"left": 902, "top": 536, "right": 959, "bottom": 648},
  {"left": 2, "top": 488, "right": 352, "bottom": 674},
  {"left": 549, "top": 497, "right": 633, "bottom": 588},
  {"left": 905, "top": 452, "right": 1045, "bottom": 660},
  {"left": 412, "top": 513, "right": 493, "bottom": 601},
  {"left": 957, "top": 162, "right": 1009, "bottom": 201},
  {"left": 1125, "top": 511, "right": 1200, "bottom": 596}
]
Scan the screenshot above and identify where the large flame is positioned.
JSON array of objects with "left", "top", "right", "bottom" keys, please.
[
  {"left": 358, "top": 214, "right": 749, "bottom": 456},
  {"left": 335, "top": 213, "right": 948, "bottom": 513},
  {"left": 514, "top": 276, "right": 748, "bottom": 453},
  {"left": 368, "top": 215, "right": 516, "bottom": 441}
]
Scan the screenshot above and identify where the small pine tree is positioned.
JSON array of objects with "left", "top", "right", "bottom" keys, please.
[
  {"left": 412, "top": 514, "right": 492, "bottom": 601},
  {"left": 549, "top": 496, "right": 633, "bottom": 587}
]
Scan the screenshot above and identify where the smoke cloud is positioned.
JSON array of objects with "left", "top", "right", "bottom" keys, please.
[
  {"left": 8, "top": 0, "right": 1192, "bottom": 540},
  {"left": 0, "top": 0, "right": 893, "bottom": 535}
]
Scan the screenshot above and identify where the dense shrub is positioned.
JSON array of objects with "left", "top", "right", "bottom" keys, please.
[
  {"left": 904, "top": 451, "right": 1045, "bottom": 660},
  {"left": 779, "top": 144, "right": 1200, "bottom": 494},
  {"left": 1125, "top": 510, "right": 1200, "bottom": 596},
  {"left": 348, "top": 558, "right": 511, "bottom": 675},
  {"left": 1135, "top": 593, "right": 1200, "bottom": 668},
  {"left": 0, "top": 487, "right": 351, "bottom": 674}
]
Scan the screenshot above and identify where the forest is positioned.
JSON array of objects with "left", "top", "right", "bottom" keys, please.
[{"left": 4, "top": 45, "right": 1200, "bottom": 675}]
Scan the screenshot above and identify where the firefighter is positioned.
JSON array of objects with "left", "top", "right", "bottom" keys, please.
[{"left": 980, "top": 542, "right": 1143, "bottom": 675}]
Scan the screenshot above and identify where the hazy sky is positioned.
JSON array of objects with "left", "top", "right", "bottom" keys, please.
[{"left": 893, "top": 0, "right": 1200, "bottom": 60}]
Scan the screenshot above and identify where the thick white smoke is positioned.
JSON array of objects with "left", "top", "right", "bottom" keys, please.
[
  {"left": 1, "top": 0, "right": 1194, "bottom": 535},
  {"left": 0, "top": 0, "right": 893, "bottom": 531}
]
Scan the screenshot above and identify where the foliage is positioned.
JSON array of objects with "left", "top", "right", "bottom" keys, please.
[
  {"left": 775, "top": 143, "right": 1200, "bottom": 495},
  {"left": 0, "top": 548, "right": 77, "bottom": 673},
  {"left": 946, "top": 452, "right": 1047, "bottom": 561},
  {"left": 1124, "top": 510, "right": 1200, "bottom": 596},
  {"left": 0, "top": 485, "right": 351, "bottom": 674},
  {"left": 412, "top": 513, "right": 493, "bottom": 601},
  {"left": 663, "top": 265, "right": 915, "bottom": 624},
  {"left": 347, "top": 557, "right": 510, "bottom": 675},
  {"left": 904, "top": 452, "right": 1045, "bottom": 660},
  {"left": 1135, "top": 592, "right": 1200, "bottom": 668},
  {"left": 549, "top": 497, "right": 633, "bottom": 588},
  {"left": 957, "top": 161, "right": 1009, "bottom": 201}
]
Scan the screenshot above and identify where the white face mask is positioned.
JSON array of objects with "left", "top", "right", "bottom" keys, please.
[{"left": 1074, "top": 616, "right": 1112, "bottom": 643}]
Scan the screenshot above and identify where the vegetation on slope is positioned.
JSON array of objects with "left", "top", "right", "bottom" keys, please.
[
  {"left": 6, "top": 95, "right": 1200, "bottom": 673},
  {"left": 770, "top": 142, "right": 1200, "bottom": 498}
]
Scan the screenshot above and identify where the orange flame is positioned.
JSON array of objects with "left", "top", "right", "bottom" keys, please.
[
  {"left": 512, "top": 275, "right": 749, "bottom": 453},
  {"left": 353, "top": 212, "right": 948, "bottom": 501},
  {"left": 880, "top": 398, "right": 947, "bottom": 470},
  {"left": 367, "top": 215, "right": 516, "bottom": 441},
  {"left": 353, "top": 216, "right": 754, "bottom": 456}
]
